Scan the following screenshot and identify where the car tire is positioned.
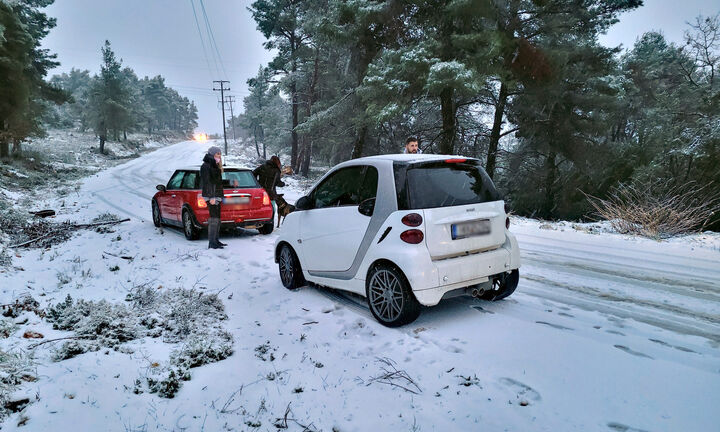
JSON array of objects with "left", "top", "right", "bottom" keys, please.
[
  {"left": 482, "top": 269, "right": 519, "bottom": 301},
  {"left": 152, "top": 200, "right": 162, "bottom": 227},
  {"left": 278, "top": 243, "right": 305, "bottom": 290},
  {"left": 258, "top": 223, "right": 274, "bottom": 235},
  {"left": 182, "top": 209, "right": 200, "bottom": 240},
  {"left": 366, "top": 263, "right": 421, "bottom": 327}
]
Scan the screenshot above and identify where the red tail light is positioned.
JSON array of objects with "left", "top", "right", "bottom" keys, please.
[
  {"left": 506, "top": 217, "right": 510, "bottom": 229},
  {"left": 262, "top": 190, "right": 271, "bottom": 206},
  {"left": 401, "top": 213, "right": 423, "bottom": 227},
  {"left": 445, "top": 158, "right": 466, "bottom": 163},
  {"left": 197, "top": 195, "right": 207, "bottom": 208},
  {"left": 400, "top": 229, "right": 424, "bottom": 244}
]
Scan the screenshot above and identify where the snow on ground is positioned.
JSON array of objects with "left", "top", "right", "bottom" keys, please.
[{"left": 1, "top": 139, "right": 719, "bottom": 431}]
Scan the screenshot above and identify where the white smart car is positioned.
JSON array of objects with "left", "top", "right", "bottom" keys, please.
[{"left": 274, "top": 154, "right": 521, "bottom": 327}]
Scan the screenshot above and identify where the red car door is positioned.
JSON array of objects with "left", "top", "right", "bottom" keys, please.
[
  {"left": 179, "top": 170, "right": 200, "bottom": 214},
  {"left": 163, "top": 171, "right": 185, "bottom": 222}
]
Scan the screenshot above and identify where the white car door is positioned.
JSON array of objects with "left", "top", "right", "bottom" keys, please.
[{"left": 300, "top": 165, "right": 378, "bottom": 272}]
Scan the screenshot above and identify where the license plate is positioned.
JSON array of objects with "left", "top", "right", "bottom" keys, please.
[
  {"left": 225, "top": 196, "right": 250, "bottom": 205},
  {"left": 451, "top": 219, "right": 491, "bottom": 240}
]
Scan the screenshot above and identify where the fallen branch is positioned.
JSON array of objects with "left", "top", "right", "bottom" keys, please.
[
  {"left": 8, "top": 232, "right": 55, "bottom": 248},
  {"left": 74, "top": 218, "right": 130, "bottom": 229},
  {"left": 28, "top": 335, "right": 93, "bottom": 349},
  {"left": 103, "top": 251, "right": 134, "bottom": 261},
  {"left": 9, "top": 218, "right": 130, "bottom": 248}
]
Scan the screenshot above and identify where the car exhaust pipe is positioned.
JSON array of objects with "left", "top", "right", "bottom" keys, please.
[{"left": 471, "top": 288, "right": 485, "bottom": 298}]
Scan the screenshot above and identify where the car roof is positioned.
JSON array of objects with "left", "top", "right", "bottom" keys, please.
[
  {"left": 349, "top": 154, "right": 479, "bottom": 163},
  {"left": 175, "top": 165, "right": 251, "bottom": 171}
]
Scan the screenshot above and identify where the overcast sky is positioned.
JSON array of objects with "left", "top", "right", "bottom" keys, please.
[{"left": 41, "top": 0, "right": 718, "bottom": 135}]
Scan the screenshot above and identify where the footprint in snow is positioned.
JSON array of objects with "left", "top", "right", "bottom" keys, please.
[
  {"left": 558, "top": 312, "right": 574, "bottom": 318},
  {"left": 606, "top": 421, "right": 650, "bottom": 432},
  {"left": 471, "top": 305, "right": 494, "bottom": 314},
  {"left": 535, "top": 321, "right": 574, "bottom": 331},
  {"left": 605, "top": 330, "right": 625, "bottom": 336},
  {"left": 499, "top": 377, "right": 541, "bottom": 402},
  {"left": 648, "top": 339, "right": 696, "bottom": 354},
  {"left": 614, "top": 345, "right": 653, "bottom": 359}
]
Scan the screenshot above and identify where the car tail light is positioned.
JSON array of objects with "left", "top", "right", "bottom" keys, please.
[
  {"left": 262, "top": 190, "right": 271, "bottom": 206},
  {"left": 197, "top": 195, "right": 207, "bottom": 208},
  {"left": 401, "top": 213, "right": 423, "bottom": 227},
  {"left": 445, "top": 158, "right": 466, "bottom": 163},
  {"left": 506, "top": 217, "right": 510, "bottom": 229},
  {"left": 400, "top": 229, "right": 424, "bottom": 244}
]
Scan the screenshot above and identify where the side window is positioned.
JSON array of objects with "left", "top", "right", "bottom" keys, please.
[
  {"left": 358, "top": 166, "right": 378, "bottom": 203},
  {"left": 313, "top": 166, "right": 364, "bottom": 209},
  {"left": 167, "top": 171, "right": 185, "bottom": 190},
  {"left": 181, "top": 171, "right": 198, "bottom": 189}
]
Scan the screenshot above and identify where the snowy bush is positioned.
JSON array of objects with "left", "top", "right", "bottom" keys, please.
[
  {"left": 172, "top": 331, "right": 234, "bottom": 370},
  {"left": 44, "top": 288, "right": 233, "bottom": 398},
  {"left": 0, "top": 349, "right": 35, "bottom": 421},
  {"left": 586, "top": 181, "right": 720, "bottom": 238},
  {"left": 0, "top": 247, "right": 11, "bottom": 269}
]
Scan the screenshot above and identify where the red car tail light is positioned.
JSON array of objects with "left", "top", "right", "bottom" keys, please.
[
  {"left": 401, "top": 213, "right": 423, "bottom": 227},
  {"left": 445, "top": 158, "right": 466, "bottom": 163},
  {"left": 400, "top": 229, "right": 424, "bottom": 244},
  {"left": 262, "top": 190, "right": 271, "bottom": 206},
  {"left": 197, "top": 195, "right": 207, "bottom": 208}
]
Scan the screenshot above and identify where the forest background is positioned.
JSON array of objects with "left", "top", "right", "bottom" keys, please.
[{"left": 2, "top": 0, "right": 718, "bottom": 228}]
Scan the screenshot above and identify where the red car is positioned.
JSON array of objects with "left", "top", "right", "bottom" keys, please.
[{"left": 152, "top": 166, "right": 274, "bottom": 239}]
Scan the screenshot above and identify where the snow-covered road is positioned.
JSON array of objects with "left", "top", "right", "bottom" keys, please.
[{"left": 3, "top": 140, "right": 719, "bottom": 431}]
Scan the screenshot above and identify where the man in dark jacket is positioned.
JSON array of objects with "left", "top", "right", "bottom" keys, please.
[
  {"left": 253, "top": 155, "right": 285, "bottom": 200},
  {"left": 200, "top": 146, "right": 225, "bottom": 249}
]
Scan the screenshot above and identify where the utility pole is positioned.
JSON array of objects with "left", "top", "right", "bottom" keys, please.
[
  {"left": 224, "top": 95, "right": 236, "bottom": 142},
  {"left": 213, "top": 80, "right": 230, "bottom": 154}
]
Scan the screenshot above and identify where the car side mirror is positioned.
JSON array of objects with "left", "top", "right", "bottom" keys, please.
[
  {"left": 358, "top": 198, "right": 375, "bottom": 217},
  {"left": 295, "top": 195, "right": 312, "bottom": 211},
  {"left": 156, "top": 185, "right": 166, "bottom": 192}
]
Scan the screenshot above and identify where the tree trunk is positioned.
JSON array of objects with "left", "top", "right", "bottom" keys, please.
[
  {"left": 300, "top": 140, "right": 312, "bottom": 176},
  {"left": 0, "top": 140, "right": 9, "bottom": 158},
  {"left": 351, "top": 125, "right": 368, "bottom": 159},
  {"left": 439, "top": 87, "right": 456, "bottom": 154},
  {"left": 542, "top": 151, "right": 557, "bottom": 218},
  {"left": 253, "top": 125, "right": 262, "bottom": 158},
  {"left": 99, "top": 135, "right": 106, "bottom": 154},
  {"left": 123, "top": 130, "right": 127, "bottom": 141},
  {"left": 11, "top": 139, "right": 21, "bottom": 156},
  {"left": 486, "top": 81, "right": 509, "bottom": 179}
]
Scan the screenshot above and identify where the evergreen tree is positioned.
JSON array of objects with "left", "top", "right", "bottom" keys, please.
[
  {"left": 0, "top": 0, "right": 66, "bottom": 157},
  {"left": 87, "top": 40, "right": 131, "bottom": 153}
]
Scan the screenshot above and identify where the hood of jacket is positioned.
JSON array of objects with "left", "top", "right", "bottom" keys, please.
[{"left": 203, "top": 153, "right": 218, "bottom": 166}]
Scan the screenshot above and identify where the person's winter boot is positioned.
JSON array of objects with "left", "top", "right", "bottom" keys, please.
[{"left": 208, "top": 218, "right": 223, "bottom": 249}]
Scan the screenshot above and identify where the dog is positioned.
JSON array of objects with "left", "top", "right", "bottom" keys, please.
[
  {"left": 275, "top": 194, "right": 295, "bottom": 227},
  {"left": 281, "top": 165, "right": 293, "bottom": 176}
]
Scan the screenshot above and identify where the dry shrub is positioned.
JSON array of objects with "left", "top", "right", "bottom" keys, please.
[{"left": 585, "top": 181, "right": 719, "bottom": 238}]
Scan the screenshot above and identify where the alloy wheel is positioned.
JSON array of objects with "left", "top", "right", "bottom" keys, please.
[
  {"left": 368, "top": 269, "right": 404, "bottom": 322},
  {"left": 279, "top": 246, "right": 294, "bottom": 287}
]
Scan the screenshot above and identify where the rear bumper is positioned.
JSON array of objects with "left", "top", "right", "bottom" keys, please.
[
  {"left": 194, "top": 207, "right": 274, "bottom": 226},
  {"left": 409, "top": 233, "right": 520, "bottom": 306}
]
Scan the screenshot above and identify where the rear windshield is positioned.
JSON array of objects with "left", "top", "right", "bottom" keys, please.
[
  {"left": 223, "top": 170, "right": 257, "bottom": 188},
  {"left": 394, "top": 160, "right": 501, "bottom": 209}
]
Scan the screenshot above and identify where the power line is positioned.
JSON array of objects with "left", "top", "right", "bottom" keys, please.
[
  {"left": 198, "top": 0, "right": 228, "bottom": 80},
  {"left": 189, "top": 0, "right": 218, "bottom": 78}
]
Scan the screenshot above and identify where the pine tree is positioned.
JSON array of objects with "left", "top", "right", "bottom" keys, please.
[{"left": 0, "top": 0, "right": 66, "bottom": 157}]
